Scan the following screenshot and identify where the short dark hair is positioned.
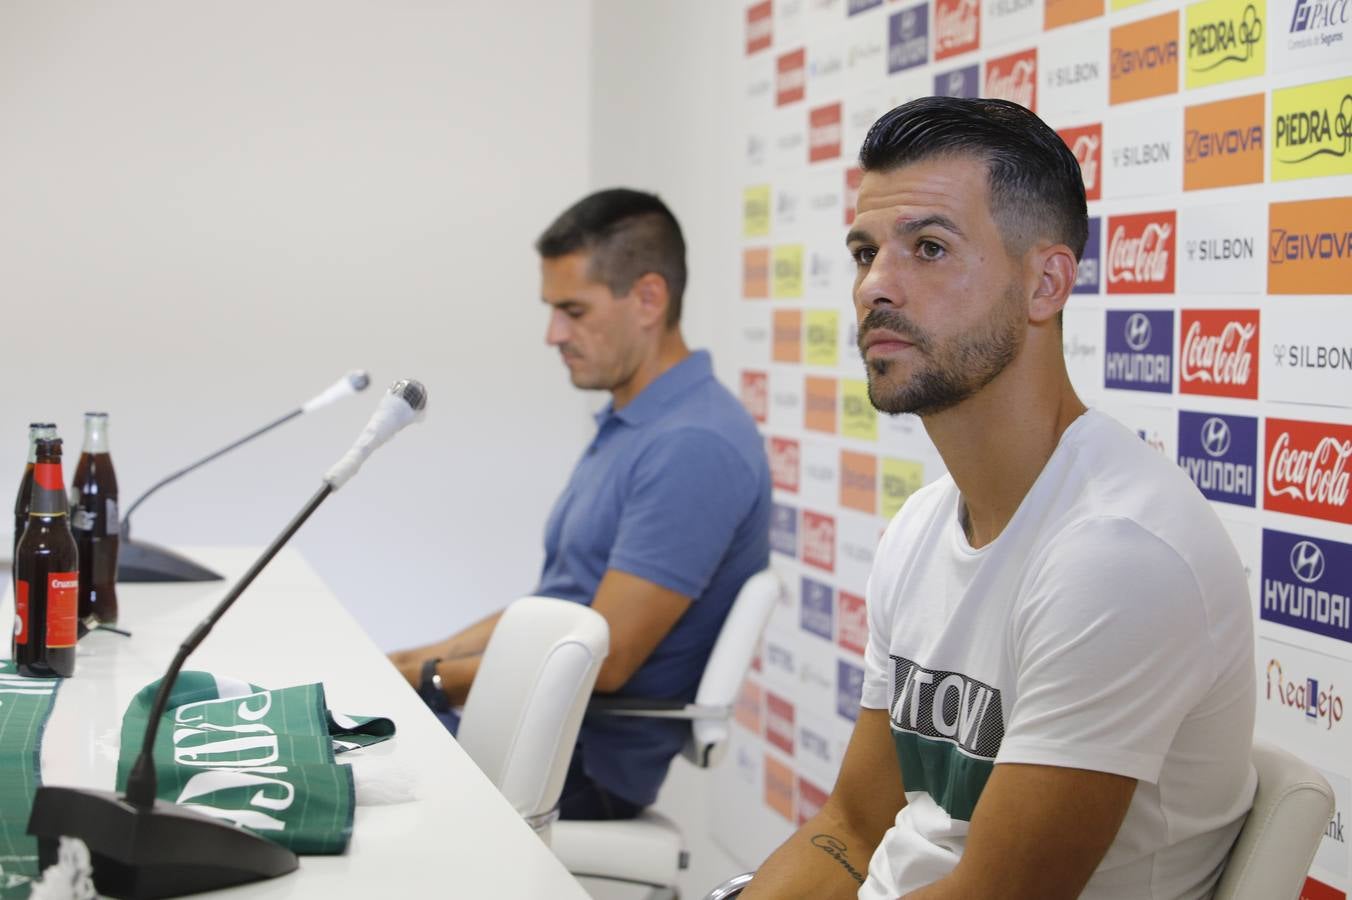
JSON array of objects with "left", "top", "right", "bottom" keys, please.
[
  {"left": 858, "top": 97, "right": 1088, "bottom": 262},
  {"left": 535, "top": 189, "right": 688, "bottom": 328}
]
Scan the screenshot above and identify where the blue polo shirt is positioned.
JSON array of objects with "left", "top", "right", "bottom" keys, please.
[{"left": 536, "top": 350, "right": 771, "bottom": 807}]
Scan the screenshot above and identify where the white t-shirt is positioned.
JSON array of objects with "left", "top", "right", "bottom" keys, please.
[{"left": 858, "top": 410, "right": 1256, "bottom": 900}]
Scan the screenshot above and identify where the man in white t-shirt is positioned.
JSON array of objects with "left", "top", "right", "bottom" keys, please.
[{"left": 745, "top": 97, "right": 1255, "bottom": 900}]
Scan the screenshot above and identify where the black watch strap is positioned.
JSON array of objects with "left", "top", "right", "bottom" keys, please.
[{"left": 419, "top": 657, "right": 450, "bottom": 713}]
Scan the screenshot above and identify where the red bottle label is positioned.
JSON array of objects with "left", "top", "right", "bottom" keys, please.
[
  {"left": 46, "top": 572, "right": 78, "bottom": 648},
  {"left": 15, "top": 580, "right": 29, "bottom": 646},
  {"left": 34, "top": 463, "right": 63, "bottom": 491}
]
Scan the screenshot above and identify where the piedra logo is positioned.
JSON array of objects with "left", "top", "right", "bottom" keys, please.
[
  {"left": 1272, "top": 77, "right": 1352, "bottom": 181},
  {"left": 1186, "top": 0, "right": 1265, "bottom": 87}
]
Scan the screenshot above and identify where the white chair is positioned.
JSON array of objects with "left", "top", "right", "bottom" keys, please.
[
  {"left": 551, "top": 569, "right": 784, "bottom": 897},
  {"left": 456, "top": 595, "right": 609, "bottom": 846},
  {"left": 700, "top": 740, "right": 1336, "bottom": 900}
]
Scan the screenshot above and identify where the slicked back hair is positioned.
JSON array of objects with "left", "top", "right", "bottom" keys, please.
[
  {"left": 535, "top": 189, "right": 688, "bottom": 328},
  {"left": 858, "top": 97, "right": 1088, "bottom": 262}
]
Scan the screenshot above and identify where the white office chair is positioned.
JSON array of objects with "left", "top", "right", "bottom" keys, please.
[
  {"left": 700, "top": 740, "right": 1335, "bottom": 900},
  {"left": 456, "top": 595, "right": 609, "bottom": 846},
  {"left": 551, "top": 569, "right": 784, "bottom": 897}
]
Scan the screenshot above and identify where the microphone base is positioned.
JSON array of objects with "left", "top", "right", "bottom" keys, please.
[
  {"left": 27, "top": 786, "right": 299, "bottom": 899},
  {"left": 117, "top": 540, "right": 223, "bottom": 583}
]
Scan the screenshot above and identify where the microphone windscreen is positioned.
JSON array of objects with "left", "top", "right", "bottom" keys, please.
[
  {"left": 348, "top": 370, "right": 371, "bottom": 392},
  {"left": 391, "top": 379, "right": 427, "bottom": 413}
]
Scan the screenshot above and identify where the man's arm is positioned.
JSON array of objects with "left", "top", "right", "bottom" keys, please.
[
  {"left": 589, "top": 568, "right": 691, "bottom": 693},
  {"left": 388, "top": 609, "right": 504, "bottom": 701},
  {"left": 743, "top": 708, "right": 903, "bottom": 898},
  {"left": 903, "top": 763, "right": 1136, "bottom": 900}
]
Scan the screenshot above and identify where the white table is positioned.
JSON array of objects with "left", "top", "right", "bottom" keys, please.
[{"left": 3, "top": 547, "right": 590, "bottom": 899}]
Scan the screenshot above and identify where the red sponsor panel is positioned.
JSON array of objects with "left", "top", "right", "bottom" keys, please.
[
  {"left": 1106, "top": 210, "right": 1177, "bottom": 294},
  {"left": 845, "top": 167, "right": 862, "bottom": 226},
  {"left": 1302, "top": 878, "right": 1346, "bottom": 900},
  {"left": 1057, "top": 123, "right": 1103, "bottom": 201},
  {"left": 1265, "top": 419, "right": 1352, "bottom": 525},
  {"left": 734, "top": 679, "right": 764, "bottom": 733},
  {"left": 838, "top": 591, "right": 868, "bottom": 656},
  {"left": 740, "top": 370, "right": 769, "bottom": 424},
  {"left": 809, "top": 103, "right": 843, "bottom": 163},
  {"left": 1178, "top": 309, "right": 1259, "bottom": 400},
  {"left": 764, "top": 755, "right": 795, "bottom": 821},
  {"left": 747, "top": 1, "right": 773, "bottom": 55},
  {"left": 984, "top": 48, "right": 1037, "bottom": 112},
  {"left": 797, "top": 777, "right": 830, "bottom": 825},
  {"left": 934, "top": 0, "right": 980, "bottom": 60},
  {"left": 765, "top": 691, "right": 796, "bottom": 755},
  {"left": 777, "top": 48, "right": 806, "bottom": 106},
  {"left": 770, "top": 437, "right": 801, "bottom": 492},
  {"left": 802, "top": 510, "right": 836, "bottom": 572}
]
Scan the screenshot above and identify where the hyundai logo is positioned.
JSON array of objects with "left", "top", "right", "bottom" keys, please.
[
  {"left": 1290, "top": 540, "right": 1326, "bottom": 585},
  {"left": 1201, "top": 417, "right": 1232, "bottom": 458},
  {"left": 1125, "top": 313, "right": 1152, "bottom": 352}
]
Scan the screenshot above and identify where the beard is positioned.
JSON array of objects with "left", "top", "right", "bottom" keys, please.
[{"left": 857, "top": 284, "right": 1024, "bottom": 417}]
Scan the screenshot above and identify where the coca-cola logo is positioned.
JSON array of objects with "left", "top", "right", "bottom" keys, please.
[
  {"left": 935, "top": 0, "right": 980, "bottom": 57},
  {"left": 770, "top": 438, "right": 801, "bottom": 492},
  {"left": 809, "top": 103, "right": 843, "bottom": 163},
  {"left": 1107, "top": 211, "right": 1177, "bottom": 293},
  {"left": 802, "top": 510, "right": 836, "bottom": 571},
  {"left": 1058, "top": 123, "right": 1103, "bottom": 201},
  {"left": 1267, "top": 427, "right": 1352, "bottom": 514},
  {"left": 984, "top": 50, "right": 1037, "bottom": 111},
  {"left": 1180, "top": 314, "right": 1257, "bottom": 396}
]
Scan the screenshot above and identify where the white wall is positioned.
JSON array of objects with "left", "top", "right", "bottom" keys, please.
[{"left": 0, "top": 1, "right": 598, "bottom": 651}]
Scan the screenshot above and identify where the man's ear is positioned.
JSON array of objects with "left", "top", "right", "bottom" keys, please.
[
  {"left": 631, "top": 272, "right": 670, "bottom": 328},
  {"left": 1029, "top": 244, "right": 1076, "bottom": 325}
]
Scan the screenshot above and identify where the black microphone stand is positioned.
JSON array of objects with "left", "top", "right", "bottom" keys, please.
[
  {"left": 28, "top": 482, "right": 332, "bottom": 899},
  {"left": 118, "top": 409, "right": 302, "bottom": 583}
]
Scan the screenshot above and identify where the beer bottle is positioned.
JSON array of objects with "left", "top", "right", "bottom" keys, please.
[
  {"left": 14, "top": 438, "right": 79, "bottom": 677},
  {"left": 70, "top": 412, "right": 119, "bottom": 627},
  {"left": 13, "top": 423, "right": 57, "bottom": 566}
]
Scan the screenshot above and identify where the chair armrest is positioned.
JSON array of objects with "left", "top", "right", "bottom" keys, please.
[
  {"left": 587, "top": 696, "right": 731, "bottom": 721},
  {"left": 703, "top": 872, "right": 755, "bottom": 900}
]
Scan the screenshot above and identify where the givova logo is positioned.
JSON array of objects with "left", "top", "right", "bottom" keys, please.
[
  {"left": 889, "top": 655, "right": 1005, "bottom": 756},
  {"left": 1271, "top": 76, "right": 1352, "bottom": 181},
  {"left": 1177, "top": 410, "right": 1257, "bottom": 506},
  {"left": 1261, "top": 529, "right": 1352, "bottom": 644}
]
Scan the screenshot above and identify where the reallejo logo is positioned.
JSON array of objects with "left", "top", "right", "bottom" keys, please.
[
  {"left": 809, "top": 103, "right": 843, "bottom": 163},
  {"left": 1268, "top": 197, "right": 1352, "bottom": 294},
  {"left": 802, "top": 509, "right": 836, "bottom": 572},
  {"left": 1110, "top": 12, "right": 1181, "bottom": 104},
  {"left": 1265, "top": 418, "right": 1352, "bottom": 525},
  {"left": 770, "top": 437, "right": 800, "bottom": 492},
  {"left": 1179, "top": 309, "right": 1259, "bottom": 399},
  {"left": 1184, "top": 93, "right": 1265, "bottom": 190},
  {"left": 984, "top": 48, "right": 1038, "bottom": 110},
  {"left": 935, "top": 0, "right": 981, "bottom": 59},
  {"left": 777, "top": 48, "right": 807, "bottom": 106},
  {"left": 1186, "top": 0, "right": 1266, "bottom": 87},
  {"left": 740, "top": 371, "right": 769, "bottom": 423},
  {"left": 1058, "top": 123, "right": 1103, "bottom": 200},
  {"left": 1262, "top": 529, "right": 1352, "bottom": 643},
  {"left": 1107, "top": 210, "right": 1177, "bottom": 293},
  {"left": 747, "top": 0, "right": 773, "bottom": 55},
  {"left": 1271, "top": 76, "right": 1352, "bottom": 181},
  {"left": 1264, "top": 656, "right": 1344, "bottom": 728}
]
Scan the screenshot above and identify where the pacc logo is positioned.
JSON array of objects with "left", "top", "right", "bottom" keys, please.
[
  {"left": 1268, "top": 197, "right": 1352, "bottom": 294},
  {"left": 1272, "top": 77, "right": 1352, "bottom": 181},
  {"left": 1262, "top": 529, "right": 1352, "bottom": 643},
  {"left": 770, "top": 501, "right": 799, "bottom": 557},
  {"left": 933, "top": 63, "right": 980, "bottom": 98},
  {"left": 984, "top": 48, "right": 1038, "bottom": 111},
  {"left": 1110, "top": 11, "right": 1181, "bottom": 104},
  {"left": 934, "top": 0, "right": 981, "bottom": 59},
  {"left": 1186, "top": 0, "right": 1265, "bottom": 87},
  {"left": 1177, "top": 410, "right": 1257, "bottom": 506},
  {"left": 888, "top": 4, "right": 930, "bottom": 73},
  {"left": 1105, "top": 310, "right": 1173, "bottom": 393},
  {"left": 1179, "top": 309, "right": 1259, "bottom": 399},
  {"left": 800, "top": 576, "right": 835, "bottom": 640},
  {"left": 1074, "top": 217, "right": 1101, "bottom": 294},
  {"left": 777, "top": 48, "right": 807, "bottom": 106},
  {"left": 740, "top": 370, "right": 768, "bottom": 423},
  {"left": 1265, "top": 418, "right": 1352, "bottom": 525},
  {"left": 1184, "top": 93, "right": 1265, "bottom": 190},
  {"left": 1058, "top": 123, "right": 1103, "bottom": 201},
  {"left": 802, "top": 509, "right": 836, "bottom": 572},
  {"left": 746, "top": 0, "right": 773, "bottom": 55},
  {"left": 1291, "top": 0, "right": 1350, "bottom": 33},
  {"left": 809, "top": 103, "right": 843, "bottom": 163},
  {"left": 1264, "top": 656, "right": 1344, "bottom": 729},
  {"left": 1107, "top": 211, "right": 1177, "bottom": 293},
  {"left": 770, "top": 437, "right": 801, "bottom": 492}
]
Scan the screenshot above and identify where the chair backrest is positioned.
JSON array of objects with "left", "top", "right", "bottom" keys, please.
[
  {"left": 684, "top": 569, "right": 783, "bottom": 768},
  {"left": 457, "top": 596, "right": 609, "bottom": 840},
  {"left": 1214, "top": 740, "right": 1334, "bottom": 900}
]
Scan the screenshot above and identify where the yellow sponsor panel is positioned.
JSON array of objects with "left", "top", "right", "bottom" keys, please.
[
  {"left": 804, "top": 310, "right": 839, "bottom": 367},
  {"left": 743, "top": 185, "right": 771, "bottom": 237},
  {"left": 1111, "top": 0, "right": 1153, "bottom": 10},
  {"left": 1184, "top": 0, "right": 1265, "bottom": 89},
  {"left": 881, "top": 459, "right": 925, "bottom": 519},
  {"left": 840, "top": 379, "right": 877, "bottom": 441},
  {"left": 772, "top": 244, "right": 804, "bottom": 299},
  {"left": 1271, "top": 77, "right": 1352, "bottom": 182}
]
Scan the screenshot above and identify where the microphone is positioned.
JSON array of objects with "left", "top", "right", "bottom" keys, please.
[
  {"left": 118, "top": 369, "right": 371, "bottom": 584},
  {"left": 27, "top": 379, "right": 427, "bottom": 899}
]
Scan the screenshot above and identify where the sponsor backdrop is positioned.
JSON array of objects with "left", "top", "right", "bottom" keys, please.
[{"left": 723, "top": 0, "right": 1351, "bottom": 894}]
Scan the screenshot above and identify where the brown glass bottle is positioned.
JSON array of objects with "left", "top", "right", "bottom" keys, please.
[
  {"left": 70, "top": 412, "right": 119, "bottom": 627},
  {"left": 14, "top": 438, "right": 79, "bottom": 677},
  {"left": 13, "top": 423, "right": 56, "bottom": 575}
]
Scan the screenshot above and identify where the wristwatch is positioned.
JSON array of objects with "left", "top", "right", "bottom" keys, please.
[{"left": 419, "top": 657, "right": 450, "bottom": 713}]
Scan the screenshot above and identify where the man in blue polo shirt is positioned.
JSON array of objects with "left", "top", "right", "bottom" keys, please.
[{"left": 390, "top": 189, "right": 771, "bottom": 820}]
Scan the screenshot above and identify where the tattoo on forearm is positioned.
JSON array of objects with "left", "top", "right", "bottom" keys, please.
[{"left": 810, "top": 834, "right": 866, "bottom": 885}]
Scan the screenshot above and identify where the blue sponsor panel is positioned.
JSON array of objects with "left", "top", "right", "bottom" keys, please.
[
  {"left": 800, "top": 576, "right": 835, "bottom": 640},
  {"left": 849, "top": 0, "right": 884, "bottom": 13},
  {"left": 1261, "top": 529, "right": 1352, "bottom": 644},
  {"left": 1177, "top": 410, "right": 1258, "bottom": 507},
  {"left": 771, "top": 502, "right": 798, "bottom": 557},
  {"left": 836, "top": 658, "right": 865, "bottom": 722},
  {"left": 1105, "top": 309, "right": 1174, "bottom": 393},
  {"left": 932, "top": 64, "right": 979, "bottom": 98},
  {"left": 1073, "top": 217, "right": 1101, "bottom": 295},
  {"left": 887, "top": 4, "right": 929, "bottom": 74}
]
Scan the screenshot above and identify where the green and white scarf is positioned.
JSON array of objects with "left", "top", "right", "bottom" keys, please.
[
  {"left": 116, "top": 671, "right": 395, "bottom": 855},
  {"left": 0, "top": 661, "right": 61, "bottom": 898}
]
